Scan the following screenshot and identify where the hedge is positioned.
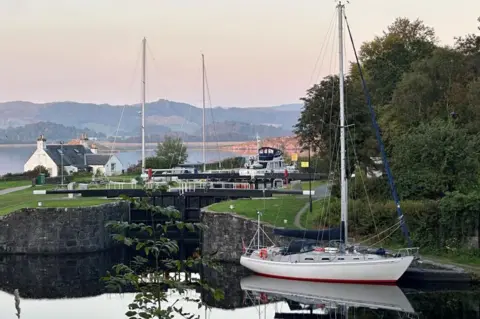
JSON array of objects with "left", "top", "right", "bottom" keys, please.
[{"left": 308, "top": 191, "right": 479, "bottom": 251}]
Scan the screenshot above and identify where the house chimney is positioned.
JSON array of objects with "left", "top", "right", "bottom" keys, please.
[
  {"left": 81, "top": 133, "right": 89, "bottom": 149},
  {"left": 37, "top": 134, "right": 46, "bottom": 150},
  {"left": 91, "top": 143, "right": 98, "bottom": 154}
]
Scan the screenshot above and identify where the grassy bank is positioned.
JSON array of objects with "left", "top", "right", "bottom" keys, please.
[
  {"left": 299, "top": 198, "right": 480, "bottom": 271},
  {"left": 0, "top": 185, "right": 116, "bottom": 215},
  {"left": 0, "top": 180, "right": 32, "bottom": 190},
  {"left": 284, "top": 180, "right": 327, "bottom": 191},
  {"left": 421, "top": 254, "right": 480, "bottom": 276},
  {"left": 299, "top": 198, "right": 332, "bottom": 228},
  {"left": 206, "top": 195, "right": 309, "bottom": 229},
  {"left": 72, "top": 173, "right": 139, "bottom": 183}
]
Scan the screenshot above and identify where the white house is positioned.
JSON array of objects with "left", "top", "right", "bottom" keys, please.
[{"left": 24, "top": 134, "right": 124, "bottom": 177}]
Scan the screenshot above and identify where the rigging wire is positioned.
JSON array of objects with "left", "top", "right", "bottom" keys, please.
[
  {"left": 107, "top": 40, "right": 143, "bottom": 174},
  {"left": 308, "top": 9, "right": 338, "bottom": 87},
  {"left": 294, "top": 7, "right": 337, "bottom": 235},
  {"left": 202, "top": 55, "right": 223, "bottom": 168},
  {"left": 346, "top": 128, "right": 378, "bottom": 233},
  {"left": 308, "top": 9, "right": 337, "bottom": 221},
  {"left": 301, "top": 10, "right": 340, "bottom": 241},
  {"left": 343, "top": 10, "right": 412, "bottom": 246},
  {"left": 145, "top": 42, "right": 194, "bottom": 170}
]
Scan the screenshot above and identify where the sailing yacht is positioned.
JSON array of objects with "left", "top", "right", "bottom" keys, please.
[{"left": 239, "top": 1, "right": 417, "bottom": 284}]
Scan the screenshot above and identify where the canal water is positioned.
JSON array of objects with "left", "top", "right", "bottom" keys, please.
[{"left": 0, "top": 250, "right": 478, "bottom": 319}]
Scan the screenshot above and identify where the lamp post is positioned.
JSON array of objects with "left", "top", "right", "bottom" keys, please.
[
  {"left": 308, "top": 145, "right": 312, "bottom": 213},
  {"left": 306, "top": 123, "right": 313, "bottom": 214},
  {"left": 60, "top": 141, "right": 64, "bottom": 185}
]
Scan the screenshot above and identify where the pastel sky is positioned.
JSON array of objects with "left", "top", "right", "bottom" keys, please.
[{"left": 1, "top": 0, "right": 479, "bottom": 108}]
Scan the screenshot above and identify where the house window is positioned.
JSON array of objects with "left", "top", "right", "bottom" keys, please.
[{"left": 111, "top": 163, "right": 116, "bottom": 172}]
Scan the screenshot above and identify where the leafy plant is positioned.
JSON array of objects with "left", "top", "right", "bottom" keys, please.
[{"left": 102, "top": 187, "right": 224, "bottom": 319}]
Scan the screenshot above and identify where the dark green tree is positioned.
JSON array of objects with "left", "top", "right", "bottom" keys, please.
[
  {"left": 153, "top": 135, "right": 188, "bottom": 169},
  {"left": 359, "top": 18, "right": 436, "bottom": 105},
  {"left": 391, "top": 119, "right": 480, "bottom": 199},
  {"left": 293, "top": 75, "right": 379, "bottom": 177}
]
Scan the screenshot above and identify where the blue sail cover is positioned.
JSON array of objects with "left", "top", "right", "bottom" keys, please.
[{"left": 273, "top": 227, "right": 344, "bottom": 242}]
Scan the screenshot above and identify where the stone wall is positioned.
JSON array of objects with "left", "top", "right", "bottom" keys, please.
[
  {"left": 201, "top": 210, "right": 289, "bottom": 262},
  {"left": 0, "top": 250, "right": 125, "bottom": 298},
  {"left": 0, "top": 201, "right": 129, "bottom": 254}
]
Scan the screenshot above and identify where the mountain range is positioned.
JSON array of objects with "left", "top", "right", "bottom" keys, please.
[{"left": 0, "top": 100, "right": 303, "bottom": 143}]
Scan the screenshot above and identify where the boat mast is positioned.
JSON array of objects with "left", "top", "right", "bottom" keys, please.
[
  {"left": 141, "top": 37, "right": 146, "bottom": 174},
  {"left": 202, "top": 54, "right": 206, "bottom": 172},
  {"left": 337, "top": 2, "right": 348, "bottom": 246}
]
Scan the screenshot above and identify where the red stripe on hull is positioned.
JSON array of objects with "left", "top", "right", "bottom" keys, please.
[{"left": 254, "top": 272, "right": 397, "bottom": 286}]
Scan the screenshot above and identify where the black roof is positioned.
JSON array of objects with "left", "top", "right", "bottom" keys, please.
[
  {"left": 45, "top": 145, "right": 91, "bottom": 167},
  {"left": 44, "top": 145, "right": 112, "bottom": 167},
  {"left": 86, "top": 154, "right": 112, "bottom": 166}
]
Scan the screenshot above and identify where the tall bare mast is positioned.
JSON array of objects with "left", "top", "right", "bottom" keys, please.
[
  {"left": 337, "top": 2, "right": 348, "bottom": 247},
  {"left": 202, "top": 53, "right": 206, "bottom": 172},
  {"left": 141, "top": 37, "right": 146, "bottom": 173}
]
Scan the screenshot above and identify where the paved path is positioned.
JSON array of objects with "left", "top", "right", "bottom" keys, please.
[
  {"left": 293, "top": 184, "right": 330, "bottom": 229},
  {"left": 0, "top": 185, "right": 31, "bottom": 196}
]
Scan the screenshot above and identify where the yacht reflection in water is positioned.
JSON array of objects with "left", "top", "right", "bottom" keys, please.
[{"left": 240, "top": 275, "right": 416, "bottom": 318}]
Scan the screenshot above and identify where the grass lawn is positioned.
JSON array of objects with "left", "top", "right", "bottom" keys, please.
[
  {"left": 0, "top": 185, "right": 116, "bottom": 215},
  {"left": 301, "top": 180, "right": 327, "bottom": 190},
  {"left": 420, "top": 254, "right": 480, "bottom": 275},
  {"left": 206, "top": 195, "right": 309, "bottom": 228},
  {"left": 284, "top": 180, "right": 327, "bottom": 191},
  {"left": 0, "top": 180, "right": 32, "bottom": 190},
  {"left": 73, "top": 173, "right": 139, "bottom": 183},
  {"left": 299, "top": 198, "right": 333, "bottom": 228}
]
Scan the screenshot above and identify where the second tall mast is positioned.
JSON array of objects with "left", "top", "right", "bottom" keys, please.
[
  {"left": 141, "top": 37, "right": 146, "bottom": 174},
  {"left": 202, "top": 54, "right": 206, "bottom": 172}
]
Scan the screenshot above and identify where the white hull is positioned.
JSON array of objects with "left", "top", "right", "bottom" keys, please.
[
  {"left": 240, "top": 275, "right": 415, "bottom": 313},
  {"left": 240, "top": 255, "right": 414, "bottom": 284}
]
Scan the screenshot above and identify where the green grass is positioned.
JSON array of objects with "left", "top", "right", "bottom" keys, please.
[
  {"left": 299, "top": 198, "right": 335, "bottom": 229},
  {"left": 0, "top": 185, "right": 116, "bottom": 215},
  {"left": 421, "top": 254, "right": 480, "bottom": 275},
  {"left": 284, "top": 180, "right": 327, "bottom": 190},
  {"left": 301, "top": 180, "right": 327, "bottom": 190},
  {"left": 73, "top": 175, "right": 139, "bottom": 183},
  {"left": 0, "top": 180, "right": 32, "bottom": 190},
  {"left": 206, "top": 196, "right": 309, "bottom": 228}
]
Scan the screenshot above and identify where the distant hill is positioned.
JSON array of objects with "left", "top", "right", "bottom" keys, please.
[
  {"left": 270, "top": 103, "right": 304, "bottom": 112},
  {"left": 0, "top": 100, "right": 303, "bottom": 142},
  {"left": 0, "top": 121, "right": 105, "bottom": 143}
]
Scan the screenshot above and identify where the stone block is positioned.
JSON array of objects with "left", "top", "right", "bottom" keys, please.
[{"left": 0, "top": 201, "right": 129, "bottom": 254}]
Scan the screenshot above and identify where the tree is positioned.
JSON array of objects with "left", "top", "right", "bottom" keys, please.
[
  {"left": 391, "top": 120, "right": 480, "bottom": 199},
  {"left": 278, "top": 143, "right": 291, "bottom": 165},
  {"left": 359, "top": 18, "right": 436, "bottom": 105},
  {"left": 454, "top": 17, "right": 480, "bottom": 79},
  {"left": 103, "top": 188, "right": 224, "bottom": 318},
  {"left": 154, "top": 136, "right": 188, "bottom": 169},
  {"left": 380, "top": 46, "right": 480, "bottom": 142},
  {"left": 293, "top": 75, "right": 378, "bottom": 176}
]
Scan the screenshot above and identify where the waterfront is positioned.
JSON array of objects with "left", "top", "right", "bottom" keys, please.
[
  {"left": 0, "top": 251, "right": 478, "bottom": 319},
  {"left": 0, "top": 145, "right": 239, "bottom": 176}
]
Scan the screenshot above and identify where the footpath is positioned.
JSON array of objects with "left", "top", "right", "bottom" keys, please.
[{"left": 293, "top": 184, "right": 330, "bottom": 229}]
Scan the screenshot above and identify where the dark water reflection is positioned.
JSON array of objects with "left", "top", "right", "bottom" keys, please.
[{"left": 0, "top": 249, "right": 478, "bottom": 318}]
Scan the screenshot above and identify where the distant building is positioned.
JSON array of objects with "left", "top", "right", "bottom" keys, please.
[{"left": 24, "top": 134, "right": 123, "bottom": 177}]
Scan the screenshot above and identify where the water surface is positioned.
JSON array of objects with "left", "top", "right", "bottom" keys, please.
[
  {"left": 0, "top": 252, "right": 478, "bottom": 319},
  {"left": 0, "top": 145, "right": 238, "bottom": 175}
]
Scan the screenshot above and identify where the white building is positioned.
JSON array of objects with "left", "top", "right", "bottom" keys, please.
[{"left": 24, "top": 134, "right": 123, "bottom": 177}]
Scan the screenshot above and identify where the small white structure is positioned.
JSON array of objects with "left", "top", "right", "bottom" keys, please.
[
  {"left": 86, "top": 153, "right": 123, "bottom": 176},
  {"left": 24, "top": 134, "right": 123, "bottom": 177}
]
